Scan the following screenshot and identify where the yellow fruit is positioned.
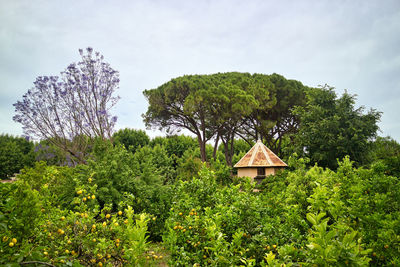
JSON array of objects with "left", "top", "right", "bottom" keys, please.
[
  {"left": 83, "top": 197, "right": 87, "bottom": 202},
  {"left": 159, "top": 255, "right": 163, "bottom": 259},
  {"left": 91, "top": 259, "right": 96, "bottom": 263},
  {"left": 179, "top": 212, "right": 183, "bottom": 216},
  {"left": 173, "top": 226, "right": 178, "bottom": 230},
  {"left": 124, "top": 219, "right": 128, "bottom": 224},
  {"left": 273, "top": 245, "right": 277, "bottom": 249},
  {"left": 98, "top": 262, "right": 103, "bottom": 267},
  {"left": 60, "top": 216, "right": 65, "bottom": 221},
  {"left": 67, "top": 240, "right": 72, "bottom": 244},
  {"left": 65, "top": 249, "right": 69, "bottom": 254},
  {"left": 152, "top": 217, "right": 156, "bottom": 221},
  {"left": 153, "top": 255, "right": 158, "bottom": 259},
  {"left": 384, "top": 244, "right": 389, "bottom": 249},
  {"left": 9, "top": 242, "right": 14, "bottom": 247},
  {"left": 106, "top": 214, "right": 111, "bottom": 219},
  {"left": 77, "top": 190, "right": 82, "bottom": 195},
  {"left": 115, "top": 238, "right": 120, "bottom": 243},
  {"left": 189, "top": 226, "right": 192, "bottom": 229},
  {"left": 146, "top": 256, "right": 150, "bottom": 260},
  {"left": 107, "top": 254, "right": 111, "bottom": 258},
  {"left": 2, "top": 236, "right": 9, "bottom": 242},
  {"left": 11, "top": 238, "right": 17, "bottom": 244},
  {"left": 88, "top": 178, "right": 92, "bottom": 183},
  {"left": 118, "top": 211, "right": 122, "bottom": 216},
  {"left": 114, "top": 222, "right": 119, "bottom": 226},
  {"left": 91, "top": 195, "right": 96, "bottom": 199},
  {"left": 44, "top": 251, "right": 48, "bottom": 255},
  {"left": 93, "top": 238, "right": 97, "bottom": 242},
  {"left": 103, "top": 222, "right": 107, "bottom": 227},
  {"left": 183, "top": 229, "right": 186, "bottom": 232},
  {"left": 92, "top": 224, "right": 96, "bottom": 229}
]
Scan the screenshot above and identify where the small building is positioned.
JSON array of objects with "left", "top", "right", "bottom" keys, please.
[{"left": 234, "top": 140, "right": 287, "bottom": 183}]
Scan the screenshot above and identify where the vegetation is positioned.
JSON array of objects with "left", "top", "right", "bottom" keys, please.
[
  {"left": 143, "top": 72, "right": 309, "bottom": 164},
  {"left": 13, "top": 47, "right": 120, "bottom": 164},
  {"left": 0, "top": 134, "right": 35, "bottom": 179},
  {"left": 291, "top": 85, "right": 381, "bottom": 169},
  {"left": 2, "top": 69, "right": 399, "bottom": 266}
]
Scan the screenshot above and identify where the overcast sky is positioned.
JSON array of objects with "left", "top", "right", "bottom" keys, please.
[{"left": 1, "top": 0, "right": 399, "bottom": 141}]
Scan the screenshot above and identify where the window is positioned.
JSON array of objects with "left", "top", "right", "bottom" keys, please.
[{"left": 257, "top": 167, "right": 265, "bottom": 176}]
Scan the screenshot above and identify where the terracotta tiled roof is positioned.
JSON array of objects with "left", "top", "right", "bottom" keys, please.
[{"left": 234, "top": 140, "right": 287, "bottom": 168}]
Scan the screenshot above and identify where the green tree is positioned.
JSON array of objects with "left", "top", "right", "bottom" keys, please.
[
  {"left": 143, "top": 75, "right": 217, "bottom": 162},
  {"left": 112, "top": 128, "right": 150, "bottom": 154},
  {"left": 292, "top": 85, "right": 381, "bottom": 169},
  {"left": 0, "top": 134, "right": 35, "bottom": 179},
  {"left": 239, "top": 73, "right": 307, "bottom": 156},
  {"left": 143, "top": 72, "right": 270, "bottom": 164}
]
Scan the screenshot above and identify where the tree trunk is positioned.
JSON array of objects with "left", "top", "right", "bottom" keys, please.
[
  {"left": 197, "top": 135, "right": 207, "bottom": 162},
  {"left": 213, "top": 134, "right": 220, "bottom": 160}
]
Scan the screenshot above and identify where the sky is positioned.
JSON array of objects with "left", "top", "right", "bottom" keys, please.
[{"left": 1, "top": 0, "right": 400, "bottom": 140}]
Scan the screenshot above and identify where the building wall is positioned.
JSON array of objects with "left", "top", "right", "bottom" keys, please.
[
  {"left": 237, "top": 168, "right": 258, "bottom": 178},
  {"left": 237, "top": 167, "right": 278, "bottom": 178}
]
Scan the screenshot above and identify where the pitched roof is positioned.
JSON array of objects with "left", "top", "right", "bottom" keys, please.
[{"left": 234, "top": 140, "right": 287, "bottom": 168}]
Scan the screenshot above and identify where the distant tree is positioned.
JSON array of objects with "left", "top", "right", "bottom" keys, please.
[
  {"left": 13, "top": 47, "right": 120, "bottom": 164},
  {"left": 143, "top": 75, "right": 216, "bottom": 162},
  {"left": 143, "top": 73, "right": 270, "bottom": 164},
  {"left": 238, "top": 73, "right": 307, "bottom": 156},
  {"left": 292, "top": 85, "right": 381, "bottom": 169},
  {"left": 207, "top": 73, "right": 260, "bottom": 166},
  {"left": 0, "top": 134, "right": 34, "bottom": 178},
  {"left": 112, "top": 128, "right": 150, "bottom": 154},
  {"left": 149, "top": 135, "right": 198, "bottom": 159},
  {"left": 368, "top": 136, "right": 400, "bottom": 177},
  {"left": 369, "top": 136, "right": 400, "bottom": 160}
]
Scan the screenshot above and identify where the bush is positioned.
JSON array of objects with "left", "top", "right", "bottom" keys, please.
[
  {"left": 113, "top": 128, "right": 150, "bottom": 154},
  {"left": 0, "top": 134, "right": 35, "bottom": 179},
  {"left": 1, "top": 173, "right": 150, "bottom": 266}
]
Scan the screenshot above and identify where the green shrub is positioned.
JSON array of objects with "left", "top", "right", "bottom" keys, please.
[{"left": 0, "top": 134, "right": 35, "bottom": 179}]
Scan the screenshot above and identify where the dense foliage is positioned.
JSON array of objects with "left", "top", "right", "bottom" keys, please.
[
  {"left": 143, "top": 72, "right": 309, "bottom": 164},
  {"left": 0, "top": 134, "right": 35, "bottom": 179},
  {"left": 3, "top": 71, "right": 398, "bottom": 266},
  {"left": 291, "top": 86, "right": 381, "bottom": 169},
  {"left": 1, "top": 135, "right": 399, "bottom": 266}
]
